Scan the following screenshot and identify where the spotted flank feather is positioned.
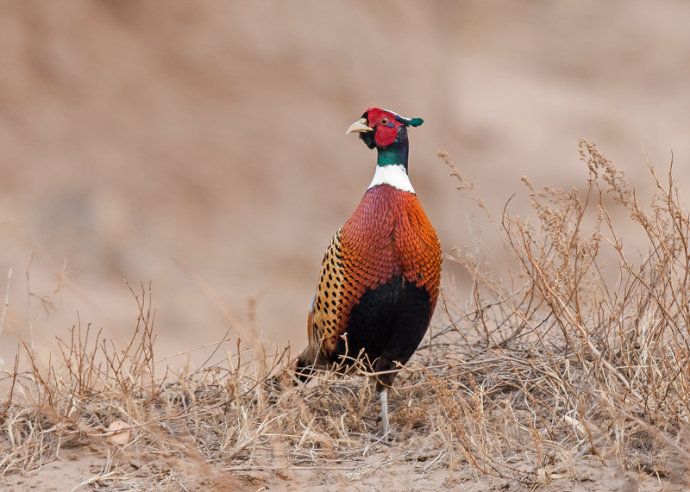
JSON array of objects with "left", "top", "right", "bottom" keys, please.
[{"left": 310, "top": 231, "right": 348, "bottom": 356}]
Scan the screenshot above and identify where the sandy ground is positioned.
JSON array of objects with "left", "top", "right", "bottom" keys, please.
[
  {"left": 3, "top": 1, "right": 690, "bottom": 489},
  {"left": 1, "top": 442, "right": 675, "bottom": 491}
]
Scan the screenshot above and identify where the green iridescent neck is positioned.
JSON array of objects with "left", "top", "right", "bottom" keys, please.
[{"left": 376, "top": 140, "right": 409, "bottom": 170}]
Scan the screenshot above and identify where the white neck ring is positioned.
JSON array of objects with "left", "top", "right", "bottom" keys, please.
[{"left": 367, "top": 164, "right": 415, "bottom": 193}]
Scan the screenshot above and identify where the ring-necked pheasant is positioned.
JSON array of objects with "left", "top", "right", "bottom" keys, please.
[{"left": 295, "top": 107, "right": 442, "bottom": 435}]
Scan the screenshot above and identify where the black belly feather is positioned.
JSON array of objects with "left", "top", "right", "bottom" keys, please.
[{"left": 332, "top": 275, "right": 432, "bottom": 379}]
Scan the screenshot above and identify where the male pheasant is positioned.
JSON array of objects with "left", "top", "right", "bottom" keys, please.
[{"left": 295, "top": 107, "right": 442, "bottom": 435}]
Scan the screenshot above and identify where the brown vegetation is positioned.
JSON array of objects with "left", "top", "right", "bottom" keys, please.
[{"left": 1, "top": 143, "right": 689, "bottom": 489}]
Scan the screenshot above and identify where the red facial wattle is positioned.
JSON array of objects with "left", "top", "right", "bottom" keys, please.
[
  {"left": 365, "top": 108, "right": 402, "bottom": 148},
  {"left": 375, "top": 124, "right": 398, "bottom": 147}
]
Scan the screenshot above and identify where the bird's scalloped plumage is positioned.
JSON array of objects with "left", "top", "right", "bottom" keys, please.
[{"left": 306, "top": 185, "right": 441, "bottom": 362}]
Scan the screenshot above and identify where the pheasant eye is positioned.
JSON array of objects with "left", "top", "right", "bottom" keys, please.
[{"left": 380, "top": 118, "right": 389, "bottom": 125}]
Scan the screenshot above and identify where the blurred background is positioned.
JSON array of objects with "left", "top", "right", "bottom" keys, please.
[{"left": 1, "top": 0, "right": 690, "bottom": 367}]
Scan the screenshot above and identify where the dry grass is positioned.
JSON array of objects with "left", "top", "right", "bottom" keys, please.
[{"left": 2, "top": 141, "right": 690, "bottom": 489}]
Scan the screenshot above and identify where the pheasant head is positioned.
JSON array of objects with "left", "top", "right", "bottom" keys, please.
[{"left": 346, "top": 107, "right": 423, "bottom": 169}]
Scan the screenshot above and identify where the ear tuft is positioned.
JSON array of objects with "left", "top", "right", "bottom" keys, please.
[{"left": 396, "top": 114, "right": 424, "bottom": 127}]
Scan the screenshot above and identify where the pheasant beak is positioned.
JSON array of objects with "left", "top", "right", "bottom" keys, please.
[{"left": 345, "top": 118, "right": 373, "bottom": 135}]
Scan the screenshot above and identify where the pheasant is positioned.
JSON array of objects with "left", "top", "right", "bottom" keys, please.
[{"left": 295, "top": 107, "right": 442, "bottom": 435}]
